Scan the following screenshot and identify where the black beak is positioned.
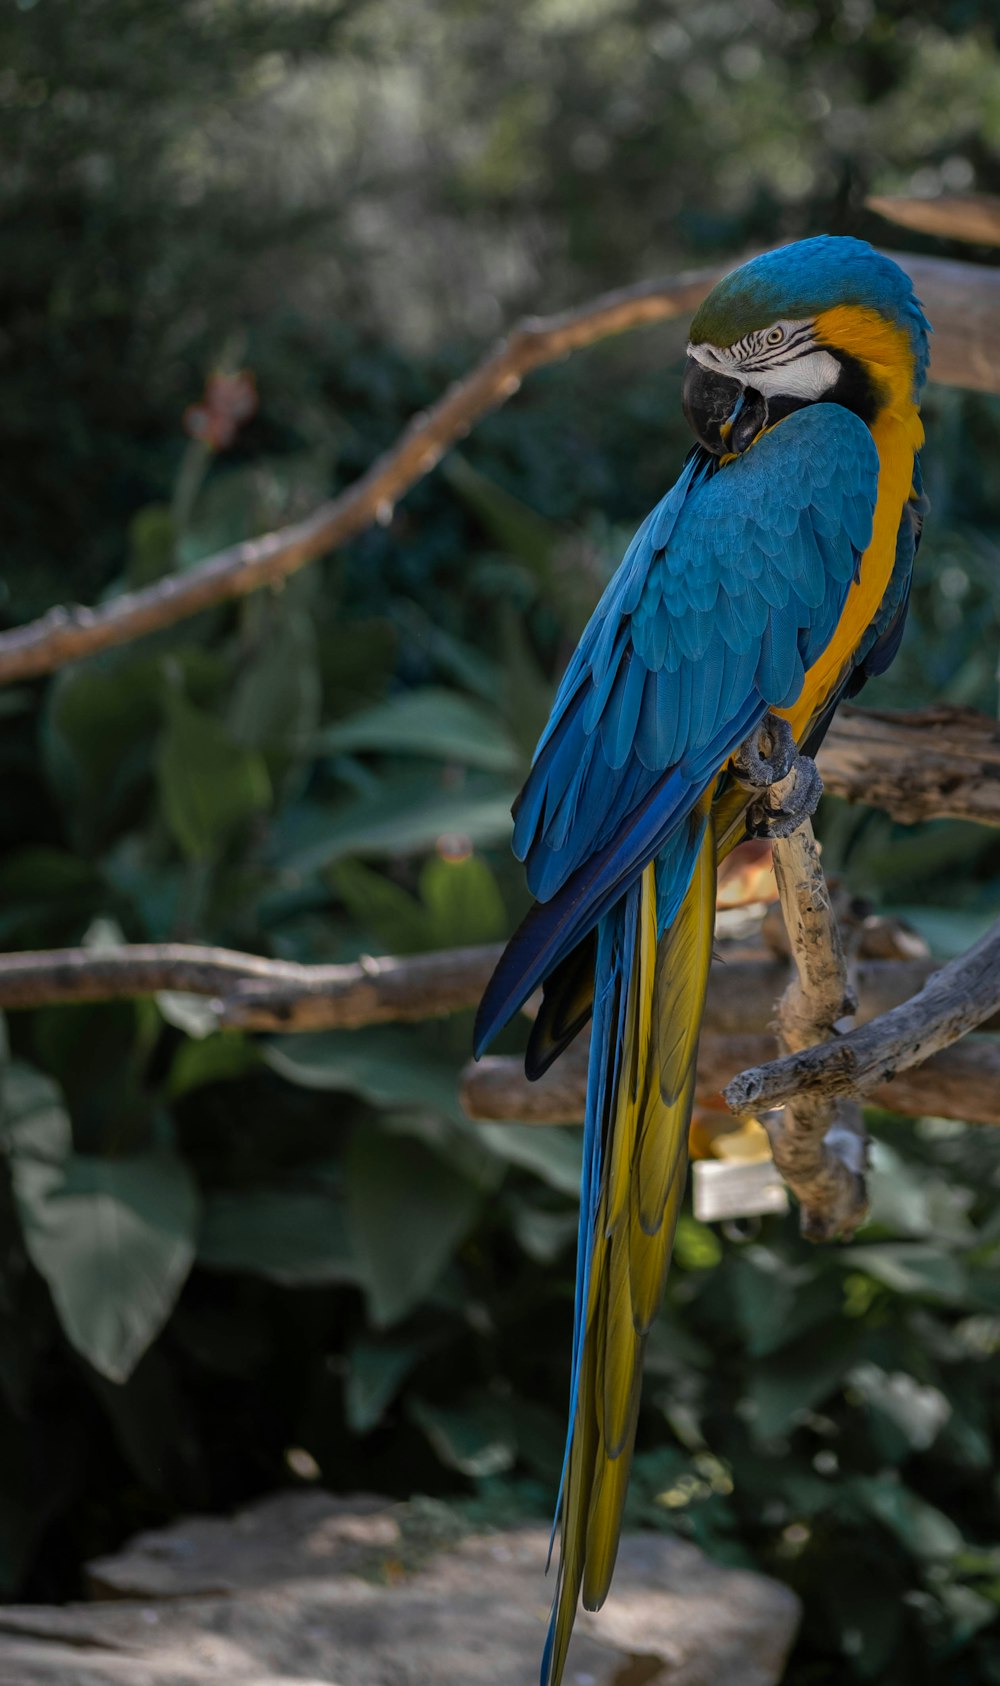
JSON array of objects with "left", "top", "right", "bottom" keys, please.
[{"left": 682, "top": 357, "right": 768, "bottom": 456}]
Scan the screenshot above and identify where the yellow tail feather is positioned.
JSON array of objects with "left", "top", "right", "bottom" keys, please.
[{"left": 546, "top": 815, "right": 718, "bottom": 1683}]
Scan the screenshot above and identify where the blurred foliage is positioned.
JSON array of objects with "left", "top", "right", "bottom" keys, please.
[{"left": 2, "top": 2, "right": 1000, "bottom": 1683}]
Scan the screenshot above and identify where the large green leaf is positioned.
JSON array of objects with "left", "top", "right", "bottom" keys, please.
[
  {"left": 330, "top": 858, "right": 433, "bottom": 953},
  {"left": 443, "top": 454, "right": 561, "bottom": 579},
  {"left": 345, "top": 1131, "right": 482, "bottom": 1326},
  {"left": 410, "top": 1394, "right": 516, "bottom": 1478},
  {"left": 345, "top": 1337, "right": 424, "bottom": 1433},
  {"left": 227, "top": 591, "right": 322, "bottom": 774},
  {"left": 418, "top": 851, "right": 507, "bottom": 948},
  {"left": 198, "top": 1186, "right": 361, "bottom": 1286},
  {"left": 0, "top": 1061, "right": 72, "bottom": 1164},
  {"left": 264, "top": 1027, "right": 463, "bottom": 1120},
  {"left": 12, "top": 1145, "right": 199, "bottom": 1384},
  {"left": 474, "top": 1122, "right": 583, "bottom": 1196},
  {"left": 284, "top": 773, "right": 516, "bottom": 872},
  {"left": 318, "top": 687, "right": 521, "bottom": 773},
  {"left": 840, "top": 1243, "right": 969, "bottom": 1305},
  {"left": 157, "top": 691, "right": 271, "bottom": 860},
  {"left": 852, "top": 1474, "right": 964, "bottom": 1561}
]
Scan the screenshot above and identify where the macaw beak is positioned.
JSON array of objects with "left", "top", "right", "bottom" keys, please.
[{"left": 682, "top": 357, "right": 769, "bottom": 456}]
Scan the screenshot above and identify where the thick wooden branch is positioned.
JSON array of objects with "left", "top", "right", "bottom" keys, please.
[
  {"left": 724, "top": 913, "right": 1000, "bottom": 1118},
  {"left": 459, "top": 1033, "right": 1000, "bottom": 1132},
  {"left": 762, "top": 810, "right": 869, "bottom": 1241},
  {"left": 0, "top": 937, "right": 973, "bottom": 1034},
  {"left": 1, "top": 254, "right": 998, "bottom": 687},
  {"left": 0, "top": 942, "right": 502, "bottom": 1028},
  {"left": 818, "top": 705, "right": 1000, "bottom": 827},
  {"left": 0, "top": 267, "right": 720, "bottom": 687},
  {"left": 868, "top": 193, "right": 1000, "bottom": 246}
]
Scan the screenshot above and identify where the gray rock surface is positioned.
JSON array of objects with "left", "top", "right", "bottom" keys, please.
[{"left": 0, "top": 1492, "right": 800, "bottom": 1686}]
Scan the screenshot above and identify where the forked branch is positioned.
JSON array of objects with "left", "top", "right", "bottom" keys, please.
[{"left": 1, "top": 255, "right": 998, "bottom": 685}]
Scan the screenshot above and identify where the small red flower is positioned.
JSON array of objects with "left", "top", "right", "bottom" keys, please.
[{"left": 183, "top": 370, "right": 258, "bottom": 451}]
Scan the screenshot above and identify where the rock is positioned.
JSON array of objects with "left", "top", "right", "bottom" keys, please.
[{"left": 0, "top": 1493, "right": 800, "bottom": 1686}]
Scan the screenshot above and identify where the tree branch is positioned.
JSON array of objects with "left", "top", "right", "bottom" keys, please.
[
  {"left": 0, "top": 938, "right": 971, "bottom": 1033},
  {"left": 0, "top": 942, "right": 502, "bottom": 1028},
  {"left": 723, "top": 913, "right": 1000, "bottom": 1119},
  {"left": 760, "top": 808, "right": 869, "bottom": 1241},
  {"left": 459, "top": 1034, "right": 1000, "bottom": 1132},
  {"left": 868, "top": 192, "right": 1000, "bottom": 246},
  {"left": 1, "top": 254, "right": 998, "bottom": 686},
  {"left": 817, "top": 704, "right": 1000, "bottom": 827}
]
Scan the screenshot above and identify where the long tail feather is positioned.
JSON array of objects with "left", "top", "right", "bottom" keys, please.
[{"left": 543, "top": 813, "right": 717, "bottom": 1686}]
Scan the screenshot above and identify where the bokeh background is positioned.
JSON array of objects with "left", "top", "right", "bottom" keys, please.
[{"left": 3, "top": 2, "right": 1000, "bottom": 1681}]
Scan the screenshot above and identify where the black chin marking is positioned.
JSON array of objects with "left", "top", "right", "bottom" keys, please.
[
  {"left": 761, "top": 391, "right": 811, "bottom": 428},
  {"left": 825, "top": 348, "right": 882, "bottom": 424}
]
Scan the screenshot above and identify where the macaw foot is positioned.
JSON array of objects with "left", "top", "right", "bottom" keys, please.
[{"left": 734, "top": 713, "right": 823, "bottom": 840}]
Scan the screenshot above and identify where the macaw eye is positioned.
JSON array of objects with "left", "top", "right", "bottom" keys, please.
[{"left": 766, "top": 326, "right": 784, "bottom": 346}]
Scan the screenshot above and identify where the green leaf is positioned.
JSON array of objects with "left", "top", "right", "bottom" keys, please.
[
  {"left": 444, "top": 454, "right": 561, "bottom": 578},
  {"left": 44, "top": 658, "right": 163, "bottom": 813},
  {"left": 847, "top": 1362, "right": 952, "bottom": 1452},
  {"left": 346, "top": 1132, "right": 482, "bottom": 1326},
  {"left": 127, "top": 504, "right": 177, "bottom": 585},
  {"left": 167, "top": 1033, "right": 261, "bottom": 1099},
  {"left": 0, "top": 849, "right": 105, "bottom": 945},
  {"left": 284, "top": 773, "right": 516, "bottom": 872},
  {"left": 264, "top": 1027, "right": 462, "bottom": 1120},
  {"left": 157, "top": 691, "right": 271, "bottom": 860},
  {"left": 410, "top": 1394, "right": 516, "bottom": 1478},
  {"left": 419, "top": 851, "right": 507, "bottom": 949},
  {"left": 227, "top": 595, "right": 322, "bottom": 773},
  {"left": 0, "top": 1062, "right": 72, "bottom": 1164},
  {"left": 330, "top": 859, "right": 431, "bottom": 953},
  {"left": 318, "top": 687, "right": 521, "bottom": 773},
  {"left": 198, "top": 1186, "right": 361, "bottom": 1286},
  {"left": 12, "top": 1148, "right": 199, "bottom": 1383},
  {"left": 852, "top": 1474, "right": 963, "bottom": 1560},
  {"left": 509, "top": 1199, "right": 578, "bottom": 1262},
  {"left": 345, "top": 1338, "right": 423, "bottom": 1433},
  {"left": 747, "top": 1322, "right": 864, "bottom": 1440},
  {"left": 840, "top": 1243, "right": 969, "bottom": 1305},
  {"left": 319, "top": 619, "right": 397, "bottom": 719},
  {"left": 473, "top": 1122, "right": 582, "bottom": 1196}
]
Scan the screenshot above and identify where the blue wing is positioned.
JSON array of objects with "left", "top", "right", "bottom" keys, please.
[{"left": 474, "top": 404, "right": 879, "bottom": 1056}]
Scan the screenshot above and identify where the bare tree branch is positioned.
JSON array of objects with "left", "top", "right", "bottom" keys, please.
[
  {"left": 0, "top": 937, "right": 976, "bottom": 1034},
  {"left": 760, "top": 807, "right": 869, "bottom": 1241},
  {"left": 724, "top": 913, "right": 1000, "bottom": 1118},
  {"left": 868, "top": 192, "right": 1000, "bottom": 246},
  {"left": 817, "top": 704, "right": 1000, "bottom": 828},
  {"left": 0, "top": 942, "right": 502, "bottom": 1027},
  {"left": 1, "top": 254, "right": 998, "bottom": 687},
  {"left": 459, "top": 1033, "right": 1000, "bottom": 1132}
]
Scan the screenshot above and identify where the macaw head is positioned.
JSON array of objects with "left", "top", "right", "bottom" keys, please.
[{"left": 683, "top": 235, "right": 931, "bottom": 456}]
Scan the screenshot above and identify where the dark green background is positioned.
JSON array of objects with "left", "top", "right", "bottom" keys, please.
[{"left": 2, "top": 2, "right": 1000, "bottom": 1680}]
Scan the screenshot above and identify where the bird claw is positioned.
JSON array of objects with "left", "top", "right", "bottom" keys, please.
[
  {"left": 733, "top": 713, "right": 798, "bottom": 788},
  {"left": 733, "top": 714, "right": 823, "bottom": 839},
  {"left": 746, "top": 754, "right": 824, "bottom": 839}
]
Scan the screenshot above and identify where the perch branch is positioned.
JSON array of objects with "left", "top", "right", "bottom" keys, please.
[
  {"left": 759, "top": 806, "right": 869, "bottom": 1240},
  {"left": 0, "top": 938, "right": 984, "bottom": 1033},
  {"left": 721, "top": 743, "right": 865, "bottom": 1234},
  {"left": 0, "top": 936, "right": 997, "bottom": 1040},
  {"left": 459, "top": 1034, "right": 1000, "bottom": 1132},
  {"left": 1, "top": 254, "right": 999, "bottom": 686},
  {"left": 0, "top": 942, "right": 502, "bottom": 1027},
  {"left": 724, "top": 913, "right": 1000, "bottom": 1118},
  {"left": 867, "top": 192, "right": 1000, "bottom": 246},
  {"left": 817, "top": 704, "right": 1000, "bottom": 828}
]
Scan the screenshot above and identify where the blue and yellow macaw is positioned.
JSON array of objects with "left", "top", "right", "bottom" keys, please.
[{"left": 474, "top": 236, "right": 929, "bottom": 1684}]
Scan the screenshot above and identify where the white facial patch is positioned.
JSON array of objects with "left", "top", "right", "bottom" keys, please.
[
  {"left": 687, "top": 317, "right": 841, "bottom": 402},
  {"left": 747, "top": 348, "right": 841, "bottom": 400}
]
